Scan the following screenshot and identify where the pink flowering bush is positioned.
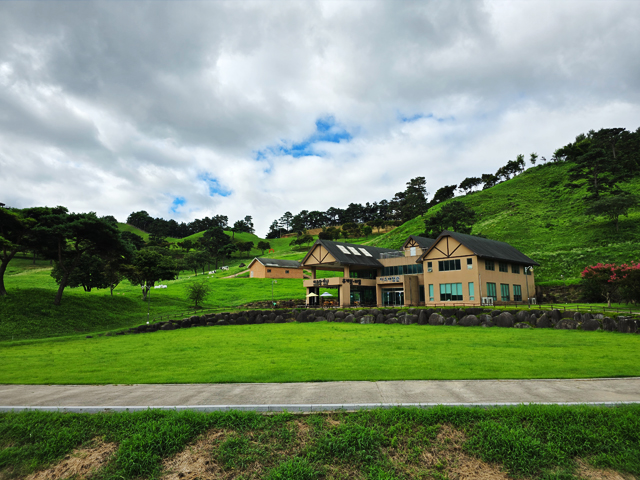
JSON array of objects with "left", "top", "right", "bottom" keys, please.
[{"left": 581, "top": 261, "right": 640, "bottom": 306}]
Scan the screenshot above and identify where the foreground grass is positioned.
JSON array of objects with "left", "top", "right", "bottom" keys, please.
[
  {"left": 1, "top": 405, "right": 639, "bottom": 480},
  {"left": 1, "top": 323, "right": 639, "bottom": 384}
]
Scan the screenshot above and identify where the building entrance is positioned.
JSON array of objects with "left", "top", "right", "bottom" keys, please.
[{"left": 382, "top": 288, "right": 404, "bottom": 306}]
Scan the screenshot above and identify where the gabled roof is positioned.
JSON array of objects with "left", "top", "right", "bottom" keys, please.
[
  {"left": 417, "top": 230, "right": 540, "bottom": 266},
  {"left": 301, "top": 239, "right": 399, "bottom": 268},
  {"left": 404, "top": 235, "right": 436, "bottom": 250},
  {"left": 249, "top": 257, "right": 302, "bottom": 269}
]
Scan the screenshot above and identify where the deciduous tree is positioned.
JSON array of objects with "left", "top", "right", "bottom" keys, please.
[
  {"left": 185, "top": 281, "right": 212, "bottom": 309},
  {"left": 257, "top": 241, "right": 271, "bottom": 254},
  {"left": 122, "top": 249, "right": 176, "bottom": 300}
]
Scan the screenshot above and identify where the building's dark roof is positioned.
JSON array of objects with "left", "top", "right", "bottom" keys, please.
[
  {"left": 406, "top": 235, "right": 436, "bottom": 250},
  {"left": 418, "top": 230, "right": 540, "bottom": 266},
  {"left": 302, "top": 239, "right": 400, "bottom": 268},
  {"left": 252, "top": 258, "right": 302, "bottom": 268}
]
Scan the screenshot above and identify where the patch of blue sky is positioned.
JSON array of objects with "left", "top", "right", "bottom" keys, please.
[
  {"left": 199, "top": 173, "right": 232, "bottom": 197},
  {"left": 170, "top": 196, "right": 186, "bottom": 213},
  {"left": 397, "top": 112, "right": 454, "bottom": 123},
  {"left": 254, "top": 115, "right": 353, "bottom": 160}
]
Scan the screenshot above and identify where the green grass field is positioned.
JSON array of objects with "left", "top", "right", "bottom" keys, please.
[
  {"left": 0, "top": 256, "right": 306, "bottom": 341},
  {"left": 2, "top": 405, "right": 639, "bottom": 480},
  {"left": 2, "top": 323, "right": 639, "bottom": 384}
]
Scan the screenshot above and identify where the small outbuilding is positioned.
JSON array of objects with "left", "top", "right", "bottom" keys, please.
[{"left": 248, "top": 258, "right": 304, "bottom": 279}]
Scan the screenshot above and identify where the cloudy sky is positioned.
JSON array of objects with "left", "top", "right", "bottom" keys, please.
[{"left": 1, "top": 0, "right": 639, "bottom": 235}]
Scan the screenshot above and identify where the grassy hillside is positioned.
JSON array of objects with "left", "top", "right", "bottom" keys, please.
[{"left": 370, "top": 162, "right": 640, "bottom": 284}]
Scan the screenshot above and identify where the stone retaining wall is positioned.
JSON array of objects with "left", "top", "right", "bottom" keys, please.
[{"left": 102, "top": 307, "right": 639, "bottom": 338}]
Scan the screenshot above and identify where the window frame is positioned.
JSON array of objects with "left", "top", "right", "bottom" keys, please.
[
  {"left": 438, "top": 259, "right": 462, "bottom": 272},
  {"left": 513, "top": 284, "right": 522, "bottom": 301},
  {"left": 485, "top": 260, "right": 495, "bottom": 271},
  {"left": 512, "top": 264, "right": 520, "bottom": 274},
  {"left": 500, "top": 283, "right": 510, "bottom": 301},
  {"left": 486, "top": 282, "right": 497, "bottom": 301},
  {"left": 439, "top": 283, "right": 463, "bottom": 301},
  {"left": 499, "top": 262, "right": 509, "bottom": 273}
]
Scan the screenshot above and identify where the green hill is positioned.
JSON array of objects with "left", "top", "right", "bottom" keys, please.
[{"left": 369, "top": 162, "right": 640, "bottom": 285}]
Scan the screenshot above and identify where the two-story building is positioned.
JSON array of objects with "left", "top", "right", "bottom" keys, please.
[
  {"left": 417, "top": 230, "right": 538, "bottom": 306},
  {"left": 300, "top": 231, "right": 538, "bottom": 307}
]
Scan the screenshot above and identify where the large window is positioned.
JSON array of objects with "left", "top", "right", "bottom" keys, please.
[
  {"left": 428, "top": 284, "right": 434, "bottom": 302},
  {"left": 439, "top": 259, "right": 461, "bottom": 271},
  {"left": 382, "top": 264, "right": 424, "bottom": 276},
  {"left": 468, "top": 282, "right": 475, "bottom": 301},
  {"left": 513, "top": 285, "right": 522, "bottom": 301},
  {"left": 440, "top": 283, "right": 463, "bottom": 301},
  {"left": 500, "top": 283, "right": 510, "bottom": 301},
  {"left": 526, "top": 267, "right": 532, "bottom": 276},
  {"left": 486, "top": 282, "right": 497, "bottom": 301},
  {"left": 512, "top": 264, "right": 520, "bottom": 274},
  {"left": 499, "top": 262, "right": 509, "bottom": 272},
  {"left": 485, "top": 260, "right": 495, "bottom": 271}
]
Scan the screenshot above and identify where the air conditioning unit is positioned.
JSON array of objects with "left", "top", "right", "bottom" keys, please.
[
  {"left": 427, "top": 268, "right": 433, "bottom": 273},
  {"left": 481, "top": 297, "right": 494, "bottom": 306},
  {"left": 529, "top": 298, "right": 537, "bottom": 305}
]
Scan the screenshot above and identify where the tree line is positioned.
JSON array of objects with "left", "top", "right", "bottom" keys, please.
[
  {"left": 126, "top": 211, "right": 255, "bottom": 239},
  {"left": 0, "top": 207, "right": 271, "bottom": 305}
]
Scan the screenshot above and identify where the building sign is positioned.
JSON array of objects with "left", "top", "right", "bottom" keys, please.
[
  {"left": 379, "top": 276, "right": 401, "bottom": 283},
  {"left": 312, "top": 279, "right": 330, "bottom": 286},
  {"left": 342, "top": 278, "right": 362, "bottom": 285}
]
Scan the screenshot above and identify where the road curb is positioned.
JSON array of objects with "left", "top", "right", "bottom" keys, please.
[{"left": 2, "top": 401, "right": 639, "bottom": 414}]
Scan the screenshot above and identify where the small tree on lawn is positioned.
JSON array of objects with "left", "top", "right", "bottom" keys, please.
[{"left": 185, "top": 281, "right": 212, "bottom": 310}]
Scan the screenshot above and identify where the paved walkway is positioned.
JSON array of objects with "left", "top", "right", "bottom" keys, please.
[{"left": 2, "top": 378, "right": 640, "bottom": 412}]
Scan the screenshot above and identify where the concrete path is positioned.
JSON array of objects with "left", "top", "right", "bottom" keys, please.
[
  {"left": 2, "top": 378, "right": 640, "bottom": 412},
  {"left": 222, "top": 269, "right": 249, "bottom": 278}
]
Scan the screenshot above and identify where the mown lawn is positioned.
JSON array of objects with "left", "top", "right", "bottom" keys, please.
[
  {"left": 1, "top": 405, "right": 639, "bottom": 480},
  {"left": 1, "top": 323, "right": 639, "bottom": 384}
]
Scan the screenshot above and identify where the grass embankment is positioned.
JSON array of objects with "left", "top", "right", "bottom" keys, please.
[
  {"left": 2, "top": 323, "right": 639, "bottom": 384},
  {"left": 1, "top": 405, "right": 639, "bottom": 480},
  {"left": 371, "top": 162, "right": 640, "bottom": 285}
]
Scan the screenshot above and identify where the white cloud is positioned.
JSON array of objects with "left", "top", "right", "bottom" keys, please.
[{"left": 0, "top": 0, "right": 638, "bottom": 235}]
